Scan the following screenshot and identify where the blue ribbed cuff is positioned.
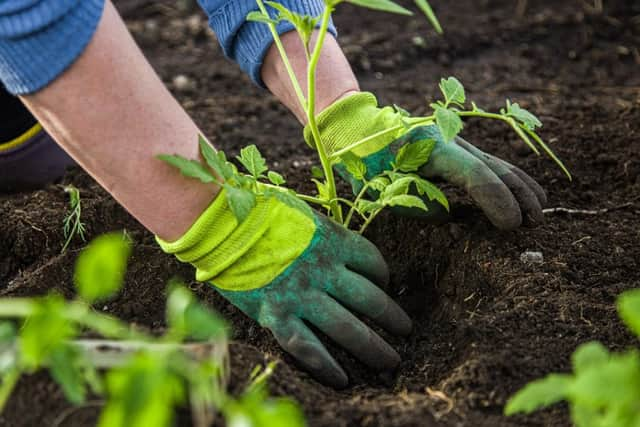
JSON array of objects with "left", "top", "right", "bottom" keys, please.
[
  {"left": 201, "top": 0, "right": 337, "bottom": 87},
  {"left": 0, "top": 0, "right": 105, "bottom": 95}
]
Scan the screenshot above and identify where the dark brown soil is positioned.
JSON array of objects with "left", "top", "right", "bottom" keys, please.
[{"left": 1, "top": 0, "right": 639, "bottom": 426}]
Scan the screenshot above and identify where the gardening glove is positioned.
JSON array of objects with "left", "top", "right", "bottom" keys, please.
[
  {"left": 157, "top": 186, "right": 411, "bottom": 388},
  {"left": 304, "top": 92, "right": 548, "bottom": 230}
]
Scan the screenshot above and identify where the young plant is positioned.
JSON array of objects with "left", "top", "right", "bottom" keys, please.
[
  {"left": 161, "top": 0, "right": 570, "bottom": 234},
  {"left": 505, "top": 289, "right": 640, "bottom": 427},
  {"left": 62, "top": 185, "right": 87, "bottom": 253},
  {"left": 0, "top": 233, "right": 304, "bottom": 427}
]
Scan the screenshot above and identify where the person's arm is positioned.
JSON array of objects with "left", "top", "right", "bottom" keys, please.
[{"left": 19, "top": 1, "right": 218, "bottom": 241}]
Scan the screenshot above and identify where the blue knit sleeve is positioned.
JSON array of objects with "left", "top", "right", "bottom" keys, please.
[
  {"left": 0, "top": 0, "right": 105, "bottom": 95},
  {"left": 198, "top": 0, "right": 336, "bottom": 87}
]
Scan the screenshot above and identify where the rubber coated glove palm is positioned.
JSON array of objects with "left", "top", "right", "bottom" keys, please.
[
  {"left": 304, "top": 93, "right": 547, "bottom": 230},
  {"left": 158, "top": 186, "right": 411, "bottom": 388}
]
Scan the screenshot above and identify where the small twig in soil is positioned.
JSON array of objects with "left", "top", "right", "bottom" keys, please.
[
  {"left": 51, "top": 400, "right": 104, "bottom": 427},
  {"left": 543, "top": 203, "right": 634, "bottom": 215}
]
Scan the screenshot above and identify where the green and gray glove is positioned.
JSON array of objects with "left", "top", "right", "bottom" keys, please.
[
  {"left": 305, "top": 92, "right": 548, "bottom": 229},
  {"left": 158, "top": 187, "right": 411, "bottom": 388}
]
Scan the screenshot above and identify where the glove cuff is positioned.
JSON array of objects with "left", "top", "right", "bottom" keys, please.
[
  {"left": 156, "top": 187, "right": 315, "bottom": 291},
  {"left": 303, "top": 92, "right": 404, "bottom": 158}
]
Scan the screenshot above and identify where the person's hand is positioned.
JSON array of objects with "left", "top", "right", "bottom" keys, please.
[
  {"left": 305, "top": 93, "right": 547, "bottom": 230},
  {"left": 158, "top": 185, "right": 411, "bottom": 388}
]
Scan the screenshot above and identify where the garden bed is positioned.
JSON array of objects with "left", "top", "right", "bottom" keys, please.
[{"left": 1, "top": 0, "right": 638, "bottom": 425}]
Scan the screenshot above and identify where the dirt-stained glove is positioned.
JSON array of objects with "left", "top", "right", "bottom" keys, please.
[
  {"left": 157, "top": 186, "right": 411, "bottom": 388},
  {"left": 304, "top": 92, "right": 548, "bottom": 230}
]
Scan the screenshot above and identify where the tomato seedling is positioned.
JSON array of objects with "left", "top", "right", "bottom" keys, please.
[
  {"left": 161, "top": 0, "right": 570, "bottom": 234},
  {"left": 61, "top": 185, "right": 87, "bottom": 253}
]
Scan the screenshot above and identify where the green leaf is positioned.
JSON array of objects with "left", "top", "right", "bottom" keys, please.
[
  {"left": 20, "top": 295, "right": 76, "bottom": 369},
  {"left": 267, "top": 171, "right": 286, "bottom": 186},
  {"left": 393, "top": 104, "right": 411, "bottom": 117},
  {"left": 340, "top": 152, "right": 367, "bottom": 181},
  {"left": 356, "top": 199, "right": 383, "bottom": 214},
  {"left": 380, "top": 176, "right": 414, "bottom": 199},
  {"left": 246, "top": 11, "right": 279, "bottom": 25},
  {"left": 439, "top": 77, "right": 465, "bottom": 105},
  {"left": 504, "top": 374, "right": 572, "bottom": 415},
  {"left": 49, "top": 344, "right": 88, "bottom": 404},
  {"left": 311, "top": 166, "right": 324, "bottom": 179},
  {"left": 74, "top": 233, "right": 132, "bottom": 303},
  {"left": 413, "top": 176, "right": 449, "bottom": 211},
  {"left": 0, "top": 322, "right": 17, "bottom": 374},
  {"left": 98, "top": 353, "right": 185, "bottom": 427},
  {"left": 224, "top": 185, "right": 256, "bottom": 223},
  {"left": 394, "top": 139, "right": 436, "bottom": 172},
  {"left": 414, "top": 0, "right": 442, "bottom": 34},
  {"left": 157, "top": 154, "right": 216, "bottom": 184},
  {"left": 506, "top": 101, "right": 542, "bottom": 131},
  {"left": 198, "top": 135, "right": 234, "bottom": 180},
  {"left": 345, "top": 0, "right": 413, "bottom": 16},
  {"left": 368, "top": 176, "right": 390, "bottom": 192},
  {"left": 167, "top": 283, "right": 228, "bottom": 342},
  {"left": 311, "top": 179, "right": 330, "bottom": 201},
  {"left": 618, "top": 289, "right": 640, "bottom": 338},
  {"left": 433, "top": 104, "right": 463, "bottom": 142},
  {"left": 572, "top": 342, "right": 610, "bottom": 374},
  {"left": 384, "top": 194, "right": 428, "bottom": 211},
  {"left": 237, "top": 145, "right": 268, "bottom": 179}
]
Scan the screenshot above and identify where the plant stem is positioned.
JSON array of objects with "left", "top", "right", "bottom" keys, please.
[
  {"left": 358, "top": 211, "right": 379, "bottom": 234},
  {"left": 344, "top": 182, "right": 371, "bottom": 229},
  {"left": 306, "top": 5, "right": 342, "bottom": 222},
  {"left": 255, "top": 0, "right": 306, "bottom": 108},
  {"left": 0, "top": 368, "right": 20, "bottom": 411}
]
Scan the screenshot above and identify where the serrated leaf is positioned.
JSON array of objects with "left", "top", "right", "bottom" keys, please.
[
  {"left": 345, "top": 0, "right": 413, "bottom": 15},
  {"left": 433, "top": 105, "right": 463, "bottom": 142},
  {"left": 237, "top": 145, "right": 268, "bottom": 179},
  {"left": 439, "top": 77, "right": 466, "bottom": 105},
  {"left": 380, "top": 176, "right": 414, "bottom": 199},
  {"left": 384, "top": 194, "right": 428, "bottom": 211},
  {"left": 504, "top": 374, "right": 572, "bottom": 415},
  {"left": 413, "top": 177, "right": 449, "bottom": 211},
  {"left": 224, "top": 185, "right": 256, "bottom": 223},
  {"left": 572, "top": 342, "right": 610, "bottom": 374},
  {"left": 414, "top": 0, "right": 442, "bottom": 33},
  {"left": 246, "top": 11, "right": 279, "bottom": 25},
  {"left": 311, "top": 179, "right": 330, "bottom": 201},
  {"left": 74, "top": 233, "right": 132, "bottom": 303},
  {"left": 340, "top": 152, "right": 367, "bottom": 181},
  {"left": 198, "top": 136, "right": 234, "bottom": 180},
  {"left": 267, "top": 171, "right": 286, "bottom": 186},
  {"left": 618, "top": 289, "right": 640, "bottom": 338},
  {"left": 158, "top": 154, "right": 216, "bottom": 184},
  {"left": 506, "top": 101, "right": 542, "bottom": 131},
  {"left": 395, "top": 139, "right": 436, "bottom": 172},
  {"left": 368, "top": 176, "right": 390, "bottom": 192},
  {"left": 356, "top": 199, "right": 383, "bottom": 214}
]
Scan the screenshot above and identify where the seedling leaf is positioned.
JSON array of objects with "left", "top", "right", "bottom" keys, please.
[
  {"left": 246, "top": 11, "right": 279, "bottom": 25},
  {"left": 49, "top": 345, "right": 88, "bottom": 404},
  {"left": 439, "top": 77, "right": 465, "bottom": 105},
  {"left": 414, "top": 0, "right": 442, "bottom": 33},
  {"left": 237, "top": 145, "right": 268, "bottom": 179},
  {"left": 395, "top": 139, "right": 436, "bottom": 172},
  {"left": 368, "top": 176, "right": 390, "bottom": 192},
  {"left": 157, "top": 154, "right": 216, "bottom": 184},
  {"left": 267, "top": 171, "right": 286, "bottom": 186},
  {"left": 224, "top": 185, "right": 257, "bottom": 223},
  {"left": 357, "top": 199, "right": 383, "bottom": 214},
  {"left": 199, "top": 136, "right": 234, "bottom": 180},
  {"left": 433, "top": 105, "right": 464, "bottom": 142},
  {"left": 413, "top": 176, "right": 449, "bottom": 210},
  {"left": 311, "top": 166, "right": 324, "bottom": 179},
  {"left": 572, "top": 342, "right": 610, "bottom": 374},
  {"left": 504, "top": 374, "right": 572, "bottom": 415},
  {"left": 74, "top": 233, "right": 132, "bottom": 303},
  {"left": 506, "top": 101, "right": 542, "bottom": 131},
  {"left": 340, "top": 152, "right": 368, "bottom": 181},
  {"left": 167, "top": 284, "right": 228, "bottom": 341},
  {"left": 311, "top": 179, "right": 330, "bottom": 201},
  {"left": 385, "top": 194, "right": 428, "bottom": 211},
  {"left": 345, "top": 0, "right": 413, "bottom": 16},
  {"left": 618, "top": 289, "right": 640, "bottom": 338}
]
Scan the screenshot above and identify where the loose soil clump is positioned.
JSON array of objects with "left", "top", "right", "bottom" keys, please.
[{"left": 1, "top": 0, "right": 638, "bottom": 425}]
